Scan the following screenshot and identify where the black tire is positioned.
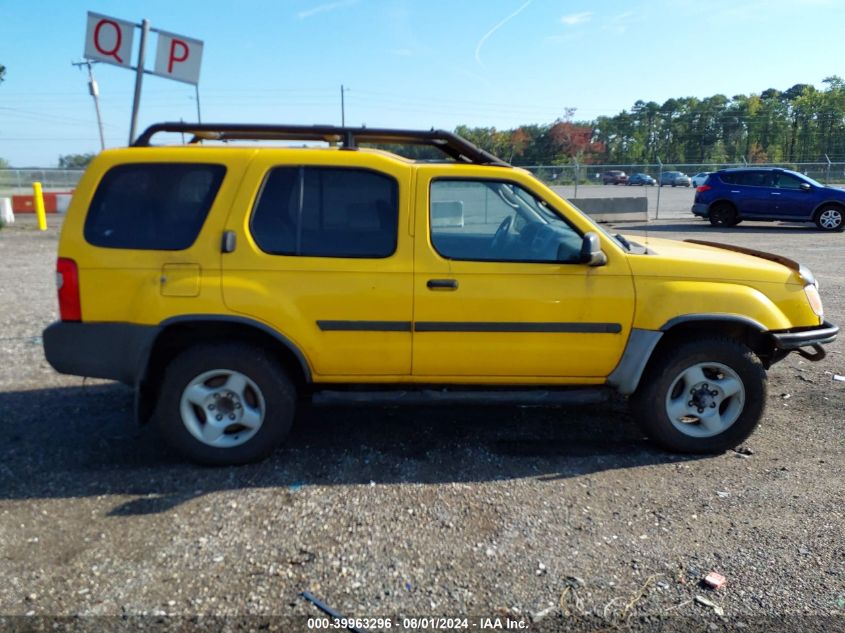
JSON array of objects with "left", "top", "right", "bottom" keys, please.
[
  {"left": 814, "top": 205, "right": 845, "bottom": 232},
  {"left": 154, "top": 342, "right": 296, "bottom": 465},
  {"left": 632, "top": 337, "right": 766, "bottom": 454},
  {"left": 708, "top": 202, "right": 738, "bottom": 227}
]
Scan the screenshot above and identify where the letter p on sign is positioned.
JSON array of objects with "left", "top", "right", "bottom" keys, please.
[{"left": 154, "top": 31, "right": 203, "bottom": 85}]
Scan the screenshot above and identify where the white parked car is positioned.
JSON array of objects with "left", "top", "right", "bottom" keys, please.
[{"left": 691, "top": 172, "right": 711, "bottom": 187}]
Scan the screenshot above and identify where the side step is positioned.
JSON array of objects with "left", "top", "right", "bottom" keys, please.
[{"left": 311, "top": 387, "right": 612, "bottom": 407}]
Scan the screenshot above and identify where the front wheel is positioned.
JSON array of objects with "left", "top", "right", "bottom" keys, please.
[
  {"left": 815, "top": 206, "right": 845, "bottom": 231},
  {"left": 632, "top": 338, "right": 766, "bottom": 453},
  {"left": 154, "top": 342, "right": 296, "bottom": 465}
]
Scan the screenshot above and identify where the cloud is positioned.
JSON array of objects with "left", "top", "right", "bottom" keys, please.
[
  {"left": 560, "top": 11, "right": 592, "bottom": 26},
  {"left": 474, "top": 0, "right": 534, "bottom": 68},
  {"left": 603, "top": 10, "right": 635, "bottom": 34},
  {"left": 297, "top": 0, "right": 357, "bottom": 20}
]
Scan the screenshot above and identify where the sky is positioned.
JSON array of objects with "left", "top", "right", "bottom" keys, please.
[{"left": 2, "top": 0, "right": 845, "bottom": 167}]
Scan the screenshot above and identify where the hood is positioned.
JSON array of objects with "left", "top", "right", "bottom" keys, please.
[{"left": 623, "top": 235, "right": 805, "bottom": 285}]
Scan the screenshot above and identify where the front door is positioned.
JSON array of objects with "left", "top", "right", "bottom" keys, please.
[
  {"left": 412, "top": 170, "right": 635, "bottom": 381},
  {"left": 772, "top": 172, "right": 817, "bottom": 219}
]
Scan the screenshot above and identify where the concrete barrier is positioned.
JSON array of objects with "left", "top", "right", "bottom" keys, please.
[
  {"left": 0, "top": 197, "right": 13, "bottom": 224},
  {"left": 551, "top": 187, "right": 648, "bottom": 222}
]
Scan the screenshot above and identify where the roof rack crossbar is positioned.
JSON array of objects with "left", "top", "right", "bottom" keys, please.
[{"left": 133, "top": 122, "right": 510, "bottom": 166}]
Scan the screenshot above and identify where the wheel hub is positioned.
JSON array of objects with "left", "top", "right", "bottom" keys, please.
[
  {"left": 206, "top": 390, "right": 243, "bottom": 423},
  {"left": 688, "top": 382, "right": 721, "bottom": 414}
]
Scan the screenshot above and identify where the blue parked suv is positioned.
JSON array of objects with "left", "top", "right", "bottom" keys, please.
[{"left": 692, "top": 168, "right": 845, "bottom": 231}]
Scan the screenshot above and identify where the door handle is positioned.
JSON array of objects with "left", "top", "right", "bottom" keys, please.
[
  {"left": 771, "top": 192, "right": 781, "bottom": 196},
  {"left": 427, "top": 279, "right": 458, "bottom": 290},
  {"left": 221, "top": 230, "right": 236, "bottom": 253}
]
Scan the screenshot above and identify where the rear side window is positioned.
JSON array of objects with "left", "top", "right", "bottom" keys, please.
[
  {"left": 250, "top": 167, "right": 398, "bottom": 258},
  {"left": 85, "top": 163, "right": 226, "bottom": 250},
  {"left": 737, "top": 171, "right": 773, "bottom": 187}
]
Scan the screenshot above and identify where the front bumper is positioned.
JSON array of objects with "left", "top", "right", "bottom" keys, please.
[
  {"left": 691, "top": 203, "right": 709, "bottom": 218},
  {"left": 770, "top": 320, "right": 838, "bottom": 361}
]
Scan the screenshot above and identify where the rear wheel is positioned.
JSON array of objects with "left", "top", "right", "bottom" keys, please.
[
  {"left": 814, "top": 205, "right": 844, "bottom": 231},
  {"left": 632, "top": 338, "right": 766, "bottom": 453},
  {"left": 154, "top": 342, "right": 296, "bottom": 465},
  {"left": 708, "top": 202, "right": 738, "bottom": 227}
]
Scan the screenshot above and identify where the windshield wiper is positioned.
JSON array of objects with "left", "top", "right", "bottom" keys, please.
[{"left": 614, "top": 233, "right": 632, "bottom": 251}]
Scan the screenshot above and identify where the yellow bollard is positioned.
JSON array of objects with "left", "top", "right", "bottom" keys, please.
[{"left": 32, "top": 182, "right": 48, "bottom": 231}]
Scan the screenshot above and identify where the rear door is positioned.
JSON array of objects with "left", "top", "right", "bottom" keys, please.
[
  {"left": 221, "top": 152, "right": 413, "bottom": 378},
  {"left": 727, "top": 171, "right": 774, "bottom": 217}
]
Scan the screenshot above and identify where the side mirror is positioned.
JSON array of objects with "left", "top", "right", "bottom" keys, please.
[
  {"left": 580, "top": 232, "right": 607, "bottom": 266},
  {"left": 800, "top": 182, "right": 812, "bottom": 192}
]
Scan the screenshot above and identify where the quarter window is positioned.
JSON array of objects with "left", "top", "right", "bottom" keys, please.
[
  {"left": 251, "top": 167, "right": 398, "bottom": 258},
  {"left": 429, "top": 180, "right": 583, "bottom": 263},
  {"left": 84, "top": 163, "right": 225, "bottom": 250}
]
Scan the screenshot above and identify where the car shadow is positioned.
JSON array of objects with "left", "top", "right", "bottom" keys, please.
[{"left": 0, "top": 384, "right": 703, "bottom": 515}]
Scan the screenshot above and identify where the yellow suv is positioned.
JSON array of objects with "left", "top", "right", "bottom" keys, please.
[{"left": 43, "top": 123, "right": 838, "bottom": 465}]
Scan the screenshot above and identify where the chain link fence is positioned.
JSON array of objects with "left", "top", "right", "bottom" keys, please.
[
  {"left": 521, "top": 162, "right": 845, "bottom": 219},
  {"left": 0, "top": 169, "right": 84, "bottom": 197},
  {"left": 2, "top": 162, "right": 844, "bottom": 221}
]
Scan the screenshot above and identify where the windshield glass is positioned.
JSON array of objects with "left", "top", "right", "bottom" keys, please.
[{"left": 797, "top": 172, "right": 824, "bottom": 187}]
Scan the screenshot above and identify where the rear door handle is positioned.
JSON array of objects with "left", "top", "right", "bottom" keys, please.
[
  {"left": 427, "top": 279, "right": 458, "bottom": 290},
  {"left": 771, "top": 192, "right": 781, "bottom": 195},
  {"left": 221, "top": 230, "right": 237, "bottom": 253}
]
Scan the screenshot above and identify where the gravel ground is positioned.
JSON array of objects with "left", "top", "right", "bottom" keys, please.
[{"left": 1, "top": 215, "right": 844, "bottom": 632}]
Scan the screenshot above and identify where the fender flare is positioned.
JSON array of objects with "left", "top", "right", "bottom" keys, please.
[{"left": 607, "top": 314, "right": 768, "bottom": 395}]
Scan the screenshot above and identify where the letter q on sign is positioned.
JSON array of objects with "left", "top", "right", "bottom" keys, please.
[
  {"left": 153, "top": 31, "right": 204, "bottom": 85},
  {"left": 84, "top": 12, "right": 135, "bottom": 68}
]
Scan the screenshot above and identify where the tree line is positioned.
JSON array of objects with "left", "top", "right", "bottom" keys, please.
[{"left": 450, "top": 78, "right": 845, "bottom": 166}]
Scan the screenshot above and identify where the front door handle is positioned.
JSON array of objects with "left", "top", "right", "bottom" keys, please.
[{"left": 427, "top": 279, "right": 458, "bottom": 290}]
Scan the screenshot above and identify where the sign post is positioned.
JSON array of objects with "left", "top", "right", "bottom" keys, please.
[
  {"left": 83, "top": 12, "right": 204, "bottom": 145},
  {"left": 129, "top": 19, "right": 150, "bottom": 146}
]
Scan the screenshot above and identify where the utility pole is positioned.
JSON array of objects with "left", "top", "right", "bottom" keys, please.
[
  {"left": 72, "top": 59, "right": 105, "bottom": 151},
  {"left": 340, "top": 84, "right": 349, "bottom": 127}
]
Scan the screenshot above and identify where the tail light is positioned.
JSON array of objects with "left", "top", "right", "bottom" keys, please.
[
  {"left": 696, "top": 185, "right": 712, "bottom": 193},
  {"left": 56, "top": 257, "right": 81, "bottom": 321}
]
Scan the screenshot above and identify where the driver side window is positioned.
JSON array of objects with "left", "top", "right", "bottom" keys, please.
[{"left": 429, "top": 179, "right": 583, "bottom": 263}]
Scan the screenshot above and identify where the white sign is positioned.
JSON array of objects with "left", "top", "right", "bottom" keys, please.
[
  {"left": 153, "top": 31, "right": 203, "bottom": 85},
  {"left": 84, "top": 12, "right": 135, "bottom": 68}
]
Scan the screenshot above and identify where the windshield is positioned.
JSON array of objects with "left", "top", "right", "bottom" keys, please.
[{"left": 798, "top": 173, "right": 824, "bottom": 188}]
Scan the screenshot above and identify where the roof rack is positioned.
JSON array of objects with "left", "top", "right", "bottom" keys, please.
[{"left": 133, "top": 122, "right": 510, "bottom": 167}]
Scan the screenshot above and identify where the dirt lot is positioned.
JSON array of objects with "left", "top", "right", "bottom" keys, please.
[{"left": 1, "top": 216, "right": 843, "bottom": 631}]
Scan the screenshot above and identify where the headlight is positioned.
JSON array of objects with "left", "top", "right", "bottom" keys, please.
[{"left": 804, "top": 284, "right": 824, "bottom": 320}]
